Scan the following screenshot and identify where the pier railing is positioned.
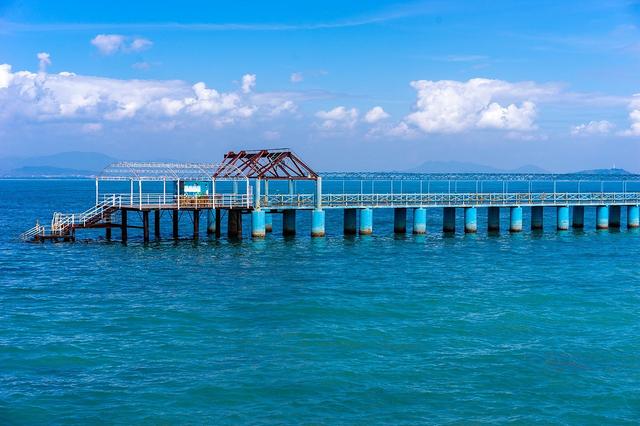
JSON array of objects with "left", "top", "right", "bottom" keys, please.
[{"left": 99, "top": 193, "right": 252, "bottom": 209}]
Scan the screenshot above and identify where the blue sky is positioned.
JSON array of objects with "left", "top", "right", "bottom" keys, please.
[{"left": 1, "top": 0, "right": 640, "bottom": 171}]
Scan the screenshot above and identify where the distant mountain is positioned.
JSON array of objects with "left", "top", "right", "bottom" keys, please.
[
  {"left": 0, "top": 152, "right": 117, "bottom": 177},
  {"left": 408, "top": 160, "right": 550, "bottom": 174},
  {"left": 573, "top": 168, "right": 632, "bottom": 175}
]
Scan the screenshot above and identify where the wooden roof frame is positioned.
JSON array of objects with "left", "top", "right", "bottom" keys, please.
[{"left": 213, "top": 149, "right": 319, "bottom": 180}]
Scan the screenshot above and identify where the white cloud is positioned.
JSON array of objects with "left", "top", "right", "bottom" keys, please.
[
  {"left": 91, "top": 34, "right": 153, "bottom": 55},
  {"left": 364, "top": 106, "right": 390, "bottom": 123},
  {"left": 241, "top": 74, "right": 256, "bottom": 94},
  {"left": 570, "top": 120, "right": 614, "bottom": 136},
  {"left": 37, "top": 52, "right": 51, "bottom": 72},
  {"left": 315, "top": 106, "right": 358, "bottom": 129},
  {"left": 0, "top": 61, "right": 296, "bottom": 129},
  {"left": 620, "top": 96, "right": 640, "bottom": 136},
  {"left": 404, "top": 78, "right": 555, "bottom": 134},
  {"left": 290, "top": 72, "right": 303, "bottom": 83},
  {"left": 82, "top": 123, "right": 103, "bottom": 133}
]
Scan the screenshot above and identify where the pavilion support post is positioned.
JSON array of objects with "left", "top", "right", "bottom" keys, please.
[
  {"left": 172, "top": 210, "right": 179, "bottom": 240},
  {"left": 121, "top": 210, "right": 128, "bottom": 244},
  {"left": 154, "top": 210, "right": 161, "bottom": 239},
  {"left": 142, "top": 210, "right": 150, "bottom": 243},
  {"left": 193, "top": 210, "right": 200, "bottom": 239}
]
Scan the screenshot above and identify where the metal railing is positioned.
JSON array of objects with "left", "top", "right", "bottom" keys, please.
[{"left": 100, "top": 192, "right": 253, "bottom": 209}]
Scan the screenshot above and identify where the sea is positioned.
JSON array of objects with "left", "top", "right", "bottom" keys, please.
[{"left": 1, "top": 178, "right": 639, "bottom": 424}]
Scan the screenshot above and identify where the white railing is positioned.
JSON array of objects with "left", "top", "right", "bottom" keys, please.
[
  {"left": 262, "top": 192, "right": 640, "bottom": 209},
  {"left": 99, "top": 193, "right": 253, "bottom": 209}
]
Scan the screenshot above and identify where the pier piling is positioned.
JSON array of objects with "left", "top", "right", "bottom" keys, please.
[
  {"left": 609, "top": 205, "right": 621, "bottom": 228},
  {"left": 572, "top": 206, "right": 584, "bottom": 228},
  {"left": 413, "top": 208, "right": 426, "bottom": 234},
  {"left": 628, "top": 205, "right": 640, "bottom": 228},
  {"left": 509, "top": 206, "right": 523, "bottom": 232},
  {"left": 265, "top": 212, "right": 273, "bottom": 233},
  {"left": 557, "top": 206, "right": 570, "bottom": 231},
  {"left": 596, "top": 206, "right": 609, "bottom": 230},
  {"left": 228, "top": 210, "right": 242, "bottom": 238},
  {"left": 251, "top": 210, "right": 266, "bottom": 238},
  {"left": 359, "top": 208, "right": 373, "bottom": 235},
  {"left": 531, "top": 206, "right": 544, "bottom": 230},
  {"left": 488, "top": 207, "right": 500, "bottom": 232},
  {"left": 193, "top": 210, "right": 200, "bottom": 239},
  {"left": 283, "top": 210, "right": 296, "bottom": 236},
  {"left": 344, "top": 209, "right": 357, "bottom": 235},
  {"left": 154, "top": 210, "right": 161, "bottom": 239},
  {"left": 172, "top": 210, "right": 179, "bottom": 239},
  {"left": 311, "top": 209, "right": 326, "bottom": 237},
  {"left": 443, "top": 207, "right": 456, "bottom": 233},
  {"left": 464, "top": 207, "right": 477, "bottom": 233},
  {"left": 142, "top": 210, "right": 150, "bottom": 243},
  {"left": 207, "top": 209, "right": 216, "bottom": 235},
  {"left": 394, "top": 208, "right": 407, "bottom": 234}
]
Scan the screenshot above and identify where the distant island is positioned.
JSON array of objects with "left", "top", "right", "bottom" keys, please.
[{"left": 0, "top": 152, "right": 636, "bottom": 177}]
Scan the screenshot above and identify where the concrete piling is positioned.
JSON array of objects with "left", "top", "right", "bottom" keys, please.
[
  {"left": 443, "top": 207, "right": 456, "bottom": 233},
  {"left": 557, "top": 206, "right": 569, "bottom": 230},
  {"left": 121, "top": 210, "right": 128, "bottom": 243},
  {"left": 344, "top": 209, "right": 357, "bottom": 235},
  {"left": 464, "top": 207, "right": 477, "bottom": 233},
  {"left": 488, "top": 207, "right": 500, "bottom": 232},
  {"left": 572, "top": 206, "right": 584, "bottom": 228},
  {"left": 609, "top": 205, "right": 621, "bottom": 228},
  {"left": 359, "top": 208, "right": 373, "bottom": 235},
  {"left": 531, "top": 206, "right": 544, "bottom": 230},
  {"left": 283, "top": 210, "right": 296, "bottom": 236},
  {"left": 394, "top": 208, "right": 407, "bottom": 234},
  {"left": 596, "top": 206, "right": 609, "bottom": 230},
  {"left": 154, "top": 210, "right": 161, "bottom": 239},
  {"left": 215, "top": 209, "right": 221, "bottom": 238},
  {"left": 251, "top": 210, "right": 266, "bottom": 238},
  {"left": 311, "top": 209, "right": 326, "bottom": 237},
  {"left": 509, "top": 206, "right": 523, "bottom": 232},
  {"left": 628, "top": 205, "right": 640, "bottom": 228},
  {"left": 413, "top": 207, "right": 426, "bottom": 234}
]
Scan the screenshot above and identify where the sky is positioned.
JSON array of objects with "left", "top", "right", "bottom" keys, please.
[{"left": 1, "top": 0, "right": 640, "bottom": 172}]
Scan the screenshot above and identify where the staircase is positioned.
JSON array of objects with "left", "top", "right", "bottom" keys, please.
[{"left": 21, "top": 195, "right": 122, "bottom": 242}]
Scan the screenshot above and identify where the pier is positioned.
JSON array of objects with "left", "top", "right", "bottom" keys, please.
[{"left": 20, "top": 149, "right": 640, "bottom": 243}]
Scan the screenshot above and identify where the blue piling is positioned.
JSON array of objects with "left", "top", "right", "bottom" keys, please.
[
  {"left": 557, "top": 206, "right": 569, "bottom": 231},
  {"left": 488, "top": 207, "right": 500, "bottom": 232},
  {"left": 443, "top": 207, "right": 456, "bottom": 233},
  {"left": 265, "top": 212, "right": 273, "bottom": 233},
  {"left": 596, "top": 206, "right": 609, "bottom": 230},
  {"left": 283, "top": 210, "right": 296, "bottom": 236},
  {"left": 394, "top": 208, "right": 407, "bottom": 234},
  {"left": 251, "top": 210, "right": 266, "bottom": 238},
  {"left": 311, "top": 209, "right": 325, "bottom": 237},
  {"left": 359, "top": 208, "right": 373, "bottom": 235},
  {"left": 628, "top": 205, "right": 640, "bottom": 228},
  {"left": 531, "top": 206, "right": 544, "bottom": 230},
  {"left": 413, "top": 207, "right": 426, "bottom": 234},
  {"left": 572, "top": 206, "right": 584, "bottom": 228},
  {"left": 464, "top": 207, "right": 477, "bottom": 233},
  {"left": 344, "top": 209, "right": 357, "bottom": 235},
  {"left": 510, "top": 206, "right": 523, "bottom": 232},
  {"left": 609, "top": 205, "right": 621, "bottom": 228}
]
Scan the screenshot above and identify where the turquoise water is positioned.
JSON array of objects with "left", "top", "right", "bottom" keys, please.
[{"left": 1, "top": 180, "right": 640, "bottom": 424}]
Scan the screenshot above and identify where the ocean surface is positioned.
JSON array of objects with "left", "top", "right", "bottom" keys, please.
[{"left": 1, "top": 179, "right": 639, "bottom": 424}]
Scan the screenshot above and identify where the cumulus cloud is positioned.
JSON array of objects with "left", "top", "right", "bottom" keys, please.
[
  {"left": 290, "top": 72, "right": 303, "bottom": 83},
  {"left": 364, "top": 106, "right": 390, "bottom": 123},
  {"left": 241, "top": 74, "right": 256, "bottom": 94},
  {"left": 404, "top": 78, "right": 555, "bottom": 134},
  {"left": 0, "top": 60, "right": 296, "bottom": 130},
  {"left": 620, "top": 96, "right": 640, "bottom": 136},
  {"left": 571, "top": 120, "right": 614, "bottom": 136},
  {"left": 315, "top": 106, "right": 358, "bottom": 129},
  {"left": 37, "top": 52, "right": 51, "bottom": 72},
  {"left": 91, "top": 34, "right": 153, "bottom": 55}
]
